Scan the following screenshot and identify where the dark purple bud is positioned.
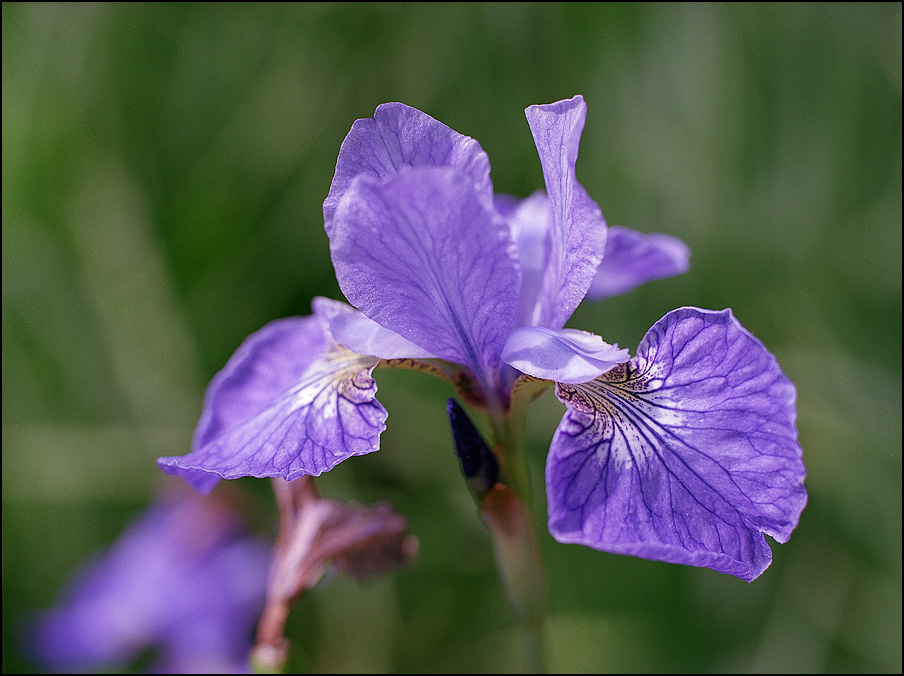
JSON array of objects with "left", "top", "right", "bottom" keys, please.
[{"left": 447, "top": 398, "right": 499, "bottom": 497}]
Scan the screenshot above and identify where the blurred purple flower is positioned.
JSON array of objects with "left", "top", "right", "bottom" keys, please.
[
  {"left": 29, "top": 489, "right": 270, "bottom": 674},
  {"left": 158, "top": 96, "right": 806, "bottom": 581}
]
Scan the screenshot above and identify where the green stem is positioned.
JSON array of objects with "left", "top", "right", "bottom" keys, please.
[
  {"left": 479, "top": 383, "right": 550, "bottom": 673},
  {"left": 480, "top": 484, "right": 546, "bottom": 673}
]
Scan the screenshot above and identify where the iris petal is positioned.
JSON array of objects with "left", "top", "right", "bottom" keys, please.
[
  {"left": 30, "top": 493, "right": 269, "bottom": 673},
  {"left": 525, "top": 96, "right": 607, "bottom": 329},
  {"left": 324, "top": 102, "right": 492, "bottom": 235},
  {"left": 330, "top": 311, "right": 437, "bottom": 360},
  {"left": 587, "top": 225, "right": 691, "bottom": 300},
  {"left": 157, "top": 298, "right": 386, "bottom": 492},
  {"left": 505, "top": 191, "right": 552, "bottom": 329},
  {"left": 546, "top": 307, "right": 807, "bottom": 581},
  {"left": 502, "top": 325, "right": 630, "bottom": 384},
  {"left": 330, "top": 166, "right": 520, "bottom": 395}
]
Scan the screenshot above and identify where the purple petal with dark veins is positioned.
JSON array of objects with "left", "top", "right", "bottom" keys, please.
[
  {"left": 525, "top": 96, "right": 607, "bottom": 330},
  {"left": 547, "top": 307, "right": 807, "bottom": 581},
  {"left": 324, "top": 102, "right": 492, "bottom": 235},
  {"left": 330, "top": 166, "right": 520, "bottom": 394},
  {"left": 587, "top": 225, "right": 691, "bottom": 300},
  {"left": 194, "top": 317, "right": 325, "bottom": 450},
  {"left": 158, "top": 298, "right": 386, "bottom": 492}
]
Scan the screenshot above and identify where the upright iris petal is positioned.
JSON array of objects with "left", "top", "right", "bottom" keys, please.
[
  {"left": 330, "top": 166, "right": 520, "bottom": 396},
  {"left": 323, "top": 102, "right": 493, "bottom": 235},
  {"left": 158, "top": 297, "right": 387, "bottom": 491},
  {"left": 524, "top": 95, "right": 608, "bottom": 330},
  {"left": 545, "top": 307, "right": 807, "bottom": 581},
  {"left": 504, "top": 191, "right": 553, "bottom": 329}
]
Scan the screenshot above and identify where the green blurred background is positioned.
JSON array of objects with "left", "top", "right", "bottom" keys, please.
[{"left": 2, "top": 2, "right": 901, "bottom": 673}]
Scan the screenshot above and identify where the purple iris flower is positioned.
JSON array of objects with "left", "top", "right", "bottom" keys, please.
[
  {"left": 158, "top": 95, "right": 806, "bottom": 582},
  {"left": 29, "top": 490, "right": 270, "bottom": 674}
]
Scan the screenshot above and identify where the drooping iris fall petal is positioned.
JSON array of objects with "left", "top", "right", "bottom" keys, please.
[
  {"left": 545, "top": 307, "right": 807, "bottom": 581},
  {"left": 158, "top": 298, "right": 386, "bottom": 491}
]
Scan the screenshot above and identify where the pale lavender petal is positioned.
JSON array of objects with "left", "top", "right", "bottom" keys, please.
[
  {"left": 525, "top": 96, "right": 607, "bottom": 330},
  {"left": 587, "top": 225, "right": 691, "bottom": 300},
  {"left": 330, "top": 166, "right": 520, "bottom": 393},
  {"left": 158, "top": 298, "right": 386, "bottom": 491},
  {"left": 502, "top": 326, "right": 629, "bottom": 384},
  {"left": 330, "top": 310, "right": 437, "bottom": 359},
  {"left": 505, "top": 191, "right": 553, "bottom": 328},
  {"left": 547, "top": 307, "right": 807, "bottom": 581},
  {"left": 323, "top": 102, "right": 492, "bottom": 235}
]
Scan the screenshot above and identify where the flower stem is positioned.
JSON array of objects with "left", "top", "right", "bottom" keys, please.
[
  {"left": 480, "top": 383, "right": 549, "bottom": 673},
  {"left": 448, "top": 379, "right": 550, "bottom": 672},
  {"left": 479, "top": 483, "right": 546, "bottom": 674}
]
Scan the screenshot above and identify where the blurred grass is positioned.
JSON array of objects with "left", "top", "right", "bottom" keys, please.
[{"left": 2, "top": 2, "right": 901, "bottom": 673}]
